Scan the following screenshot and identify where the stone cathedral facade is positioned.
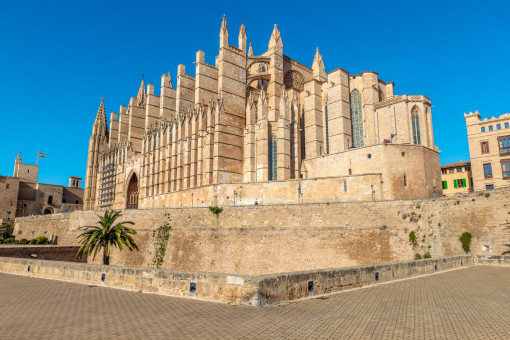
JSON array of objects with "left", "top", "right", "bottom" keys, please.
[{"left": 84, "top": 16, "right": 441, "bottom": 211}]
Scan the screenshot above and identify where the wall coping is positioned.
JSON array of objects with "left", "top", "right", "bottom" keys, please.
[{"left": 1, "top": 255, "right": 508, "bottom": 306}]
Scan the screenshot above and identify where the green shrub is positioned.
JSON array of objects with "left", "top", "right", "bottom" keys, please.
[
  {"left": 0, "top": 240, "right": 3, "bottom": 244},
  {"left": 409, "top": 231, "right": 417, "bottom": 246},
  {"left": 5, "top": 238, "right": 16, "bottom": 244},
  {"left": 35, "top": 236, "right": 49, "bottom": 245},
  {"left": 423, "top": 253, "right": 432, "bottom": 259},
  {"left": 29, "top": 239, "right": 37, "bottom": 245},
  {"left": 209, "top": 206, "right": 223, "bottom": 215},
  {"left": 459, "top": 232, "right": 472, "bottom": 254},
  {"left": 19, "top": 239, "right": 28, "bottom": 244},
  {"left": 414, "top": 253, "right": 422, "bottom": 260},
  {"left": 485, "top": 193, "right": 490, "bottom": 198}
]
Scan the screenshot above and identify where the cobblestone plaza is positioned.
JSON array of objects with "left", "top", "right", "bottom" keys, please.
[{"left": 1, "top": 266, "right": 509, "bottom": 339}]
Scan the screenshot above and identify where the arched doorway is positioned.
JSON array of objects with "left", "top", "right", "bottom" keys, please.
[
  {"left": 126, "top": 173, "right": 139, "bottom": 209},
  {"left": 43, "top": 208, "right": 53, "bottom": 215}
]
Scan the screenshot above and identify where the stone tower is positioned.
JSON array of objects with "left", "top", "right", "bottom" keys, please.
[{"left": 83, "top": 98, "right": 108, "bottom": 210}]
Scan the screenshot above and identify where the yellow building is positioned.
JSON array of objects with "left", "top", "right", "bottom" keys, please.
[
  {"left": 441, "top": 161, "right": 473, "bottom": 195},
  {"left": 465, "top": 111, "right": 510, "bottom": 190}
]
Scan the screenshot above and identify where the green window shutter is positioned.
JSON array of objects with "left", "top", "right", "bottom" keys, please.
[
  {"left": 453, "top": 180, "right": 457, "bottom": 188},
  {"left": 470, "top": 178, "right": 473, "bottom": 187},
  {"left": 444, "top": 181, "right": 448, "bottom": 189},
  {"left": 462, "top": 178, "right": 466, "bottom": 187}
]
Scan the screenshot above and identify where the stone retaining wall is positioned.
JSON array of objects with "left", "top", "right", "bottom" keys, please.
[
  {"left": 12, "top": 187, "right": 510, "bottom": 275},
  {"left": 1, "top": 255, "right": 507, "bottom": 306}
]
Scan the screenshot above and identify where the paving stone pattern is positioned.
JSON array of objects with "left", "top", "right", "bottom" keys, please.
[{"left": 1, "top": 266, "right": 509, "bottom": 339}]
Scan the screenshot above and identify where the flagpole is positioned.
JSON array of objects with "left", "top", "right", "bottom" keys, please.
[{"left": 36, "top": 147, "right": 39, "bottom": 166}]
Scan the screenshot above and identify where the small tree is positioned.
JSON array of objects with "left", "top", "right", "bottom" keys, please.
[
  {"left": 76, "top": 210, "right": 139, "bottom": 265},
  {"left": 2, "top": 224, "right": 11, "bottom": 240},
  {"left": 459, "top": 232, "right": 473, "bottom": 254}
]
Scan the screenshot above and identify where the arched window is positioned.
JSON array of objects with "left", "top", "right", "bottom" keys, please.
[
  {"left": 258, "top": 64, "right": 266, "bottom": 89},
  {"left": 412, "top": 107, "right": 421, "bottom": 145},
  {"left": 350, "top": 90, "right": 364, "bottom": 148},
  {"left": 324, "top": 97, "right": 330, "bottom": 154},
  {"left": 269, "top": 135, "right": 277, "bottom": 181}
]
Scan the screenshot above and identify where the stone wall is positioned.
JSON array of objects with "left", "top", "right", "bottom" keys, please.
[
  {"left": 0, "top": 246, "right": 85, "bottom": 263},
  {"left": 12, "top": 187, "right": 510, "bottom": 275},
  {"left": 0, "top": 255, "right": 507, "bottom": 305}
]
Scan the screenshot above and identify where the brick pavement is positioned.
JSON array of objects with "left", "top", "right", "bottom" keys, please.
[{"left": 0, "top": 266, "right": 509, "bottom": 339}]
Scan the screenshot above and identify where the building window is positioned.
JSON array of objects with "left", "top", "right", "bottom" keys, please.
[
  {"left": 486, "top": 184, "right": 494, "bottom": 190},
  {"left": 6, "top": 184, "right": 9, "bottom": 189},
  {"left": 62, "top": 199, "right": 66, "bottom": 203},
  {"left": 505, "top": 123, "right": 509, "bottom": 129},
  {"left": 75, "top": 200, "right": 80, "bottom": 204},
  {"left": 483, "top": 163, "right": 493, "bottom": 178},
  {"left": 403, "top": 174, "right": 407, "bottom": 186},
  {"left": 465, "top": 166, "right": 471, "bottom": 171},
  {"left": 470, "top": 178, "right": 474, "bottom": 187},
  {"left": 489, "top": 126, "right": 493, "bottom": 131},
  {"left": 411, "top": 107, "right": 421, "bottom": 145},
  {"left": 481, "top": 127, "right": 486, "bottom": 132},
  {"left": 454, "top": 179, "right": 466, "bottom": 188},
  {"left": 344, "top": 180, "right": 347, "bottom": 192},
  {"left": 350, "top": 89, "right": 364, "bottom": 148},
  {"left": 480, "top": 141, "right": 490, "bottom": 154},
  {"left": 448, "top": 169, "right": 455, "bottom": 174},
  {"left": 501, "top": 160, "right": 510, "bottom": 178},
  {"left": 324, "top": 100, "right": 329, "bottom": 154},
  {"left": 498, "top": 137, "right": 510, "bottom": 154},
  {"left": 48, "top": 196, "right": 53, "bottom": 204},
  {"left": 442, "top": 181, "right": 448, "bottom": 189},
  {"left": 348, "top": 168, "right": 352, "bottom": 175},
  {"left": 441, "top": 169, "right": 447, "bottom": 174},
  {"left": 269, "top": 134, "right": 277, "bottom": 181},
  {"left": 497, "top": 124, "right": 501, "bottom": 130}
]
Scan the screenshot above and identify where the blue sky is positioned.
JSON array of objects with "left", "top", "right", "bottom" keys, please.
[{"left": 1, "top": 0, "right": 509, "bottom": 187}]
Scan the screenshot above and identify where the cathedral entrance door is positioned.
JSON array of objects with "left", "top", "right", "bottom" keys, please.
[{"left": 126, "top": 173, "right": 139, "bottom": 209}]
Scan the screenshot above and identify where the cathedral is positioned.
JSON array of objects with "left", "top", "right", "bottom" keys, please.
[{"left": 84, "top": 16, "right": 441, "bottom": 211}]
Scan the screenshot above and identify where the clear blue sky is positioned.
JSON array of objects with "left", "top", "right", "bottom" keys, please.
[{"left": 1, "top": 0, "right": 509, "bottom": 187}]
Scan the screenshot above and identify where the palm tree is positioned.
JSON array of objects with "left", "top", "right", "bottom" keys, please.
[{"left": 76, "top": 210, "right": 139, "bottom": 265}]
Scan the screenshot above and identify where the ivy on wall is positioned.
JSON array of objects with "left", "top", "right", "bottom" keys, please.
[{"left": 152, "top": 215, "right": 172, "bottom": 268}]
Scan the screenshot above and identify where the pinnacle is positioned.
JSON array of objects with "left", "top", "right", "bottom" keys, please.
[
  {"left": 221, "top": 14, "right": 228, "bottom": 34},
  {"left": 268, "top": 24, "right": 282, "bottom": 49},
  {"left": 239, "top": 23, "right": 246, "bottom": 37},
  {"left": 137, "top": 78, "right": 147, "bottom": 106},
  {"left": 248, "top": 43, "right": 253, "bottom": 56}
]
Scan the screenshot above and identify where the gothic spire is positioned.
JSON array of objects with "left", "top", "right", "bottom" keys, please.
[
  {"left": 220, "top": 15, "right": 228, "bottom": 47},
  {"left": 312, "top": 47, "right": 326, "bottom": 81},
  {"left": 137, "top": 78, "right": 146, "bottom": 107},
  {"left": 248, "top": 43, "right": 253, "bottom": 57},
  {"left": 93, "top": 97, "right": 108, "bottom": 136},
  {"left": 238, "top": 23, "right": 247, "bottom": 52},
  {"left": 268, "top": 24, "right": 283, "bottom": 50}
]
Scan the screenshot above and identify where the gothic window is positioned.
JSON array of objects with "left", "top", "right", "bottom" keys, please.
[
  {"left": 324, "top": 98, "right": 330, "bottom": 154},
  {"left": 350, "top": 90, "right": 364, "bottom": 148},
  {"left": 258, "top": 64, "right": 266, "bottom": 90},
  {"left": 411, "top": 107, "right": 421, "bottom": 145},
  {"left": 269, "top": 134, "right": 277, "bottom": 181}
]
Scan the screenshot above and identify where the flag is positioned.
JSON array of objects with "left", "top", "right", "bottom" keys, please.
[{"left": 39, "top": 153, "right": 46, "bottom": 158}]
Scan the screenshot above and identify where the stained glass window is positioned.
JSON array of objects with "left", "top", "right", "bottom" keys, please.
[
  {"left": 350, "top": 90, "right": 364, "bottom": 148},
  {"left": 412, "top": 107, "right": 421, "bottom": 145},
  {"left": 269, "top": 134, "right": 277, "bottom": 181}
]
